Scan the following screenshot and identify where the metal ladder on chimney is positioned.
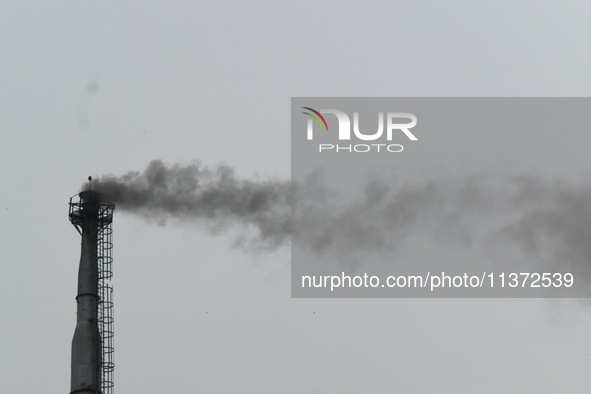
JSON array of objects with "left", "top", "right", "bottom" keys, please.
[{"left": 98, "top": 210, "right": 114, "bottom": 394}]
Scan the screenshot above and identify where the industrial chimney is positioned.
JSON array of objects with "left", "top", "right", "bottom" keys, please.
[{"left": 69, "top": 187, "right": 115, "bottom": 394}]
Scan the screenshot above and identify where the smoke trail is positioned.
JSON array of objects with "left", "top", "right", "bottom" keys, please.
[
  {"left": 90, "top": 160, "right": 591, "bottom": 282},
  {"left": 89, "top": 160, "right": 291, "bottom": 249}
]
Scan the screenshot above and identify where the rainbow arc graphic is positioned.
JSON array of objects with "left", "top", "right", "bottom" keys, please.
[{"left": 302, "top": 107, "right": 329, "bottom": 131}]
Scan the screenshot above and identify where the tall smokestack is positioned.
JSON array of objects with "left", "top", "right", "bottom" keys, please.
[{"left": 69, "top": 189, "right": 115, "bottom": 394}]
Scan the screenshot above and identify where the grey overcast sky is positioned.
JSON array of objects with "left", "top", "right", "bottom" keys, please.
[{"left": 2, "top": 1, "right": 591, "bottom": 393}]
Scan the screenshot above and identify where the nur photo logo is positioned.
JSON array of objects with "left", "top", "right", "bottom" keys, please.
[{"left": 301, "top": 107, "right": 418, "bottom": 153}]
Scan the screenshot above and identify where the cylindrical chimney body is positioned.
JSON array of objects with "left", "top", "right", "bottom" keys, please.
[{"left": 71, "top": 191, "right": 101, "bottom": 394}]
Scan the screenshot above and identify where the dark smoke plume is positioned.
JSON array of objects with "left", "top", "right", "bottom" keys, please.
[
  {"left": 89, "top": 160, "right": 291, "bottom": 249},
  {"left": 90, "top": 160, "right": 591, "bottom": 282}
]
